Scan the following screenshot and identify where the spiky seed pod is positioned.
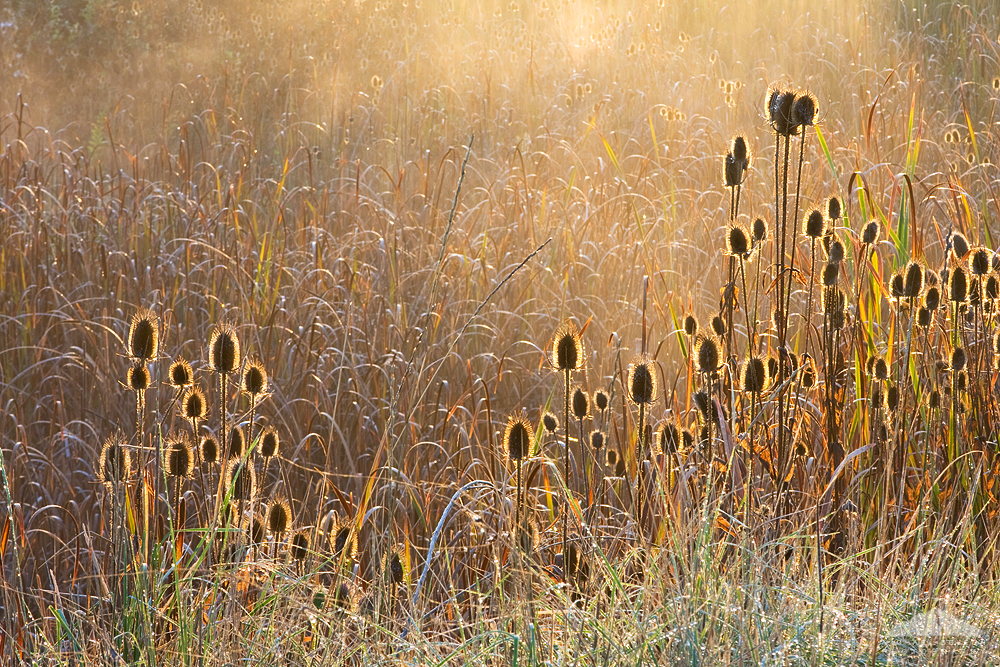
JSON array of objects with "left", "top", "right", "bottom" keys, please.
[
  {"left": 261, "top": 499, "right": 287, "bottom": 538},
  {"left": 127, "top": 363, "right": 150, "bottom": 392},
  {"left": 791, "top": 91, "right": 818, "bottom": 127},
  {"left": 865, "top": 355, "right": 876, "bottom": 376},
  {"left": 572, "top": 388, "right": 590, "bottom": 419},
  {"left": 626, "top": 357, "right": 657, "bottom": 405},
  {"left": 723, "top": 152, "right": 742, "bottom": 187},
  {"left": 182, "top": 386, "right": 208, "bottom": 422},
  {"left": 768, "top": 86, "right": 798, "bottom": 136},
  {"left": 330, "top": 518, "right": 358, "bottom": 562},
  {"left": 382, "top": 544, "right": 409, "bottom": 585},
  {"left": 904, "top": 261, "right": 924, "bottom": 298},
  {"left": 241, "top": 359, "right": 268, "bottom": 397},
  {"left": 985, "top": 274, "right": 999, "bottom": 300},
  {"left": 593, "top": 390, "right": 609, "bottom": 413},
  {"left": 952, "top": 346, "right": 967, "bottom": 372},
  {"left": 683, "top": 314, "right": 699, "bottom": 338},
  {"left": 503, "top": 416, "right": 533, "bottom": 462},
  {"left": 290, "top": 530, "right": 310, "bottom": 562},
  {"left": 828, "top": 197, "right": 841, "bottom": 221},
  {"left": 823, "top": 262, "right": 840, "bottom": 286},
  {"left": 695, "top": 335, "right": 720, "bottom": 374},
  {"left": 550, "top": 323, "right": 585, "bottom": 371},
  {"left": 801, "top": 355, "right": 816, "bottom": 388},
  {"left": 741, "top": 357, "right": 767, "bottom": 394},
  {"left": 726, "top": 224, "right": 750, "bottom": 256},
  {"left": 517, "top": 516, "right": 539, "bottom": 554},
  {"left": 542, "top": 412, "right": 559, "bottom": 434},
  {"left": 886, "top": 384, "right": 900, "bottom": 413},
  {"left": 693, "top": 391, "right": 711, "bottom": 422},
  {"left": 950, "top": 232, "right": 970, "bottom": 259},
  {"left": 227, "top": 425, "right": 246, "bottom": 460},
  {"left": 248, "top": 514, "right": 265, "bottom": 546},
  {"left": 862, "top": 220, "right": 880, "bottom": 245},
  {"left": 330, "top": 580, "right": 358, "bottom": 612},
  {"left": 804, "top": 210, "right": 826, "bottom": 238},
  {"left": 128, "top": 308, "right": 158, "bottom": 361},
  {"left": 830, "top": 289, "right": 846, "bottom": 328},
  {"left": 873, "top": 357, "right": 889, "bottom": 382},
  {"left": 731, "top": 134, "right": 750, "bottom": 170},
  {"left": 259, "top": 426, "right": 279, "bottom": 459},
  {"left": 928, "top": 390, "right": 941, "bottom": 409},
  {"left": 955, "top": 370, "right": 968, "bottom": 393},
  {"left": 970, "top": 277, "right": 982, "bottom": 307},
  {"left": 164, "top": 435, "right": 195, "bottom": 478},
  {"left": 711, "top": 315, "right": 727, "bottom": 337},
  {"left": 950, "top": 266, "right": 969, "bottom": 302},
  {"left": 925, "top": 286, "right": 941, "bottom": 311},
  {"left": 752, "top": 217, "right": 768, "bottom": 245},
  {"left": 225, "top": 460, "right": 256, "bottom": 502},
  {"left": 564, "top": 539, "right": 581, "bottom": 579},
  {"left": 656, "top": 422, "right": 680, "bottom": 455},
  {"left": 870, "top": 384, "right": 885, "bottom": 413},
  {"left": 590, "top": 430, "right": 605, "bottom": 451},
  {"left": 200, "top": 435, "right": 218, "bottom": 465},
  {"left": 827, "top": 240, "right": 845, "bottom": 265},
  {"left": 606, "top": 448, "right": 618, "bottom": 469},
  {"left": 169, "top": 358, "right": 193, "bottom": 389},
  {"left": 766, "top": 356, "right": 780, "bottom": 383},
  {"left": 208, "top": 323, "right": 241, "bottom": 375},
  {"left": 970, "top": 247, "right": 991, "bottom": 276},
  {"left": 98, "top": 434, "right": 131, "bottom": 487},
  {"left": 890, "top": 272, "right": 905, "bottom": 299},
  {"left": 917, "top": 307, "right": 932, "bottom": 328}
]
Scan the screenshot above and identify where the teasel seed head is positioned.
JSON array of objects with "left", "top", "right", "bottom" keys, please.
[
  {"left": 382, "top": 543, "right": 409, "bottom": 586},
  {"left": 517, "top": 516, "right": 540, "bottom": 554},
  {"left": 208, "top": 323, "right": 241, "bottom": 375},
  {"left": 330, "top": 517, "right": 359, "bottom": 562},
  {"left": 985, "top": 274, "right": 999, "bottom": 301},
  {"left": 626, "top": 356, "right": 657, "bottom": 406},
  {"left": 949, "top": 231, "right": 970, "bottom": 259},
  {"left": 767, "top": 86, "right": 798, "bottom": 136},
  {"left": 593, "top": 390, "right": 609, "bottom": 413},
  {"left": 955, "top": 370, "right": 968, "bottom": 393},
  {"left": 683, "top": 314, "right": 698, "bottom": 337},
  {"left": 199, "top": 435, "right": 219, "bottom": 465},
  {"left": 827, "top": 240, "right": 845, "bottom": 265},
  {"left": 181, "top": 387, "right": 206, "bottom": 425},
  {"left": 128, "top": 308, "right": 159, "bottom": 361},
  {"left": 726, "top": 223, "right": 750, "bottom": 256},
  {"left": 551, "top": 322, "right": 585, "bottom": 372},
  {"left": 723, "top": 152, "right": 742, "bottom": 187},
  {"left": 590, "top": 430, "right": 605, "bottom": 451},
  {"left": 950, "top": 266, "right": 969, "bottom": 302},
  {"left": 656, "top": 421, "right": 681, "bottom": 455},
  {"left": 752, "top": 217, "right": 768, "bottom": 245},
  {"left": 542, "top": 411, "right": 559, "bottom": 434},
  {"left": 862, "top": 220, "right": 880, "bottom": 245},
  {"left": 564, "top": 539, "right": 581, "bottom": 580},
  {"left": 890, "top": 271, "right": 905, "bottom": 300},
  {"left": 741, "top": 357, "right": 767, "bottom": 394},
  {"left": 791, "top": 91, "right": 818, "bottom": 127},
  {"left": 241, "top": 358, "right": 268, "bottom": 398},
  {"left": 225, "top": 459, "right": 256, "bottom": 502},
  {"left": 800, "top": 354, "right": 816, "bottom": 388},
  {"left": 572, "top": 387, "right": 590, "bottom": 419},
  {"left": 970, "top": 247, "right": 991, "bottom": 276},
  {"left": 731, "top": 134, "right": 750, "bottom": 171},
  {"left": 164, "top": 434, "right": 195, "bottom": 478},
  {"left": 290, "top": 529, "right": 310, "bottom": 562},
  {"left": 952, "top": 346, "right": 967, "bottom": 372},
  {"left": 822, "top": 262, "right": 840, "bottom": 286},
  {"left": 924, "top": 285, "right": 941, "bottom": 311},
  {"left": 503, "top": 415, "right": 534, "bottom": 462},
  {"left": 227, "top": 424, "right": 246, "bottom": 460},
  {"left": 873, "top": 357, "right": 888, "bottom": 382},
  {"left": 248, "top": 514, "right": 265, "bottom": 547},
  {"left": 695, "top": 334, "right": 721, "bottom": 374},
  {"left": 169, "top": 358, "right": 193, "bottom": 389},
  {"left": 267, "top": 497, "right": 292, "bottom": 536},
  {"left": 711, "top": 315, "right": 727, "bottom": 337},
  {"left": 916, "top": 307, "right": 932, "bottom": 328},
  {"left": 904, "top": 261, "right": 924, "bottom": 298},
  {"left": 886, "top": 383, "right": 900, "bottom": 413},
  {"left": 97, "top": 433, "right": 131, "bottom": 488},
  {"left": 804, "top": 209, "right": 826, "bottom": 238},
  {"left": 605, "top": 448, "right": 618, "bottom": 469},
  {"left": 127, "top": 362, "right": 150, "bottom": 392},
  {"left": 827, "top": 196, "right": 841, "bottom": 221},
  {"left": 330, "top": 580, "right": 358, "bottom": 613},
  {"left": 260, "top": 425, "right": 279, "bottom": 459}
]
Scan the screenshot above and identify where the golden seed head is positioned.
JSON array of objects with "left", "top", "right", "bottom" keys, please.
[
  {"left": 593, "top": 390, "right": 609, "bottom": 413},
  {"left": 382, "top": 544, "right": 409, "bottom": 586},
  {"left": 683, "top": 314, "right": 699, "bottom": 337},
  {"left": 723, "top": 152, "right": 742, "bottom": 187},
  {"left": 731, "top": 134, "right": 750, "bottom": 170},
  {"left": 949, "top": 232, "right": 970, "bottom": 259},
  {"left": 164, "top": 434, "right": 195, "bottom": 478},
  {"left": 572, "top": 387, "right": 590, "bottom": 419},
  {"left": 241, "top": 359, "right": 268, "bottom": 397},
  {"left": 711, "top": 315, "right": 727, "bottom": 337},
  {"left": 741, "top": 357, "right": 767, "bottom": 394},
  {"left": 925, "top": 285, "right": 941, "bottom": 311},
  {"left": 862, "top": 220, "right": 880, "bottom": 245},
  {"left": 904, "top": 261, "right": 924, "bottom": 298},
  {"left": 168, "top": 358, "right": 193, "bottom": 389},
  {"left": 726, "top": 224, "right": 750, "bottom": 256},
  {"left": 800, "top": 355, "right": 816, "bottom": 388},
  {"left": 127, "top": 362, "right": 150, "bottom": 392},
  {"left": 199, "top": 435, "right": 219, "bottom": 465},
  {"left": 950, "top": 266, "right": 969, "bottom": 302},
  {"left": 208, "top": 323, "right": 241, "bottom": 375},
  {"left": 767, "top": 85, "right": 799, "bottom": 136},
  {"left": 656, "top": 421, "right": 680, "bottom": 455},
  {"left": 890, "top": 271, "right": 905, "bottom": 299},
  {"left": 804, "top": 209, "right": 826, "bottom": 238},
  {"left": 695, "top": 334, "right": 720, "bottom": 374},
  {"left": 952, "top": 346, "right": 967, "bottom": 372},
  {"left": 822, "top": 262, "right": 840, "bottom": 287},
  {"left": 626, "top": 356, "right": 657, "bottom": 405},
  {"left": 182, "top": 386, "right": 207, "bottom": 422},
  {"left": 248, "top": 514, "right": 265, "bottom": 545},
  {"left": 827, "top": 197, "right": 841, "bottom": 221},
  {"left": 260, "top": 425, "right": 279, "bottom": 459},
  {"left": 267, "top": 497, "right": 292, "bottom": 536},
  {"left": 503, "top": 415, "right": 534, "bottom": 461},
  {"left": 917, "top": 307, "right": 932, "bottom": 327},
  {"left": 985, "top": 274, "right": 999, "bottom": 300},
  {"left": 590, "top": 430, "right": 605, "bottom": 450},
  {"left": 791, "top": 91, "right": 818, "bottom": 127},
  {"left": 227, "top": 425, "right": 246, "bottom": 460},
  {"left": 225, "top": 459, "right": 256, "bottom": 502},
  {"left": 752, "top": 217, "right": 768, "bottom": 244},
  {"left": 542, "top": 412, "right": 559, "bottom": 434},
  {"left": 330, "top": 517, "right": 359, "bottom": 562},
  {"left": 128, "top": 308, "right": 158, "bottom": 361},
  {"left": 873, "top": 357, "right": 888, "bottom": 382},
  {"left": 97, "top": 433, "right": 131, "bottom": 487},
  {"left": 550, "top": 322, "right": 585, "bottom": 371},
  {"left": 970, "top": 247, "right": 991, "bottom": 276},
  {"left": 606, "top": 448, "right": 618, "bottom": 468},
  {"left": 517, "top": 516, "right": 540, "bottom": 554},
  {"left": 290, "top": 530, "right": 310, "bottom": 561}
]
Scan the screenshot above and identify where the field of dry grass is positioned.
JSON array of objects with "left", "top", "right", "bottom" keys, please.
[{"left": 2, "top": 0, "right": 1000, "bottom": 664}]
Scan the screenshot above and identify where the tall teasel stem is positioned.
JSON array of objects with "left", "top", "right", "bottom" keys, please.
[
  {"left": 626, "top": 357, "right": 656, "bottom": 536},
  {"left": 208, "top": 323, "right": 241, "bottom": 561},
  {"left": 550, "top": 323, "right": 584, "bottom": 553}
]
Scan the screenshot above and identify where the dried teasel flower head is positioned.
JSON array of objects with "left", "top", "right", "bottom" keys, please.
[
  {"left": 164, "top": 433, "right": 195, "bottom": 478},
  {"left": 593, "top": 390, "right": 609, "bottom": 413},
  {"left": 127, "top": 362, "right": 150, "bottom": 392},
  {"left": 169, "top": 358, "right": 194, "bottom": 389},
  {"left": 128, "top": 308, "right": 158, "bottom": 361},
  {"left": 97, "top": 433, "right": 131, "bottom": 487},
  {"left": 241, "top": 358, "right": 268, "bottom": 398},
  {"left": 572, "top": 387, "right": 590, "bottom": 419},
  {"left": 549, "top": 322, "right": 585, "bottom": 372},
  {"left": 208, "top": 323, "right": 241, "bottom": 375},
  {"left": 542, "top": 412, "right": 559, "bottom": 434},
  {"left": 503, "top": 415, "right": 534, "bottom": 462},
  {"left": 626, "top": 356, "right": 657, "bottom": 406},
  {"left": 182, "top": 386, "right": 208, "bottom": 423},
  {"left": 267, "top": 497, "right": 292, "bottom": 536},
  {"left": 260, "top": 425, "right": 279, "bottom": 459}
]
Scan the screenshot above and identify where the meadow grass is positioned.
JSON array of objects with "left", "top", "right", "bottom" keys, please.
[{"left": 2, "top": 0, "right": 1000, "bottom": 664}]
